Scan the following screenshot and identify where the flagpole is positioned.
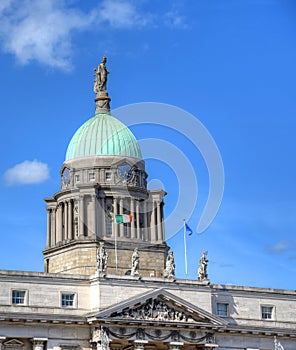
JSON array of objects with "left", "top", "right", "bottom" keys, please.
[{"left": 183, "top": 219, "right": 188, "bottom": 278}]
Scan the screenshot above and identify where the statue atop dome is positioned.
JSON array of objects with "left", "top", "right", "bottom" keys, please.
[
  {"left": 94, "top": 56, "right": 111, "bottom": 114},
  {"left": 94, "top": 56, "right": 109, "bottom": 93}
]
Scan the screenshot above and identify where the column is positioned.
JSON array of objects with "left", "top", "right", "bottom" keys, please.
[
  {"left": 136, "top": 201, "right": 140, "bottom": 239},
  {"left": 131, "top": 198, "right": 136, "bottom": 239},
  {"left": 100, "top": 197, "right": 106, "bottom": 238},
  {"left": 51, "top": 209, "right": 56, "bottom": 245},
  {"left": 150, "top": 201, "right": 157, "bottom": 242},
  {"left": 113, "top": 197, "right": 118, "bottom": 239},
  {"left": 161, "top": 202, "right": 165, "bottom": 241},
  {"left": 32, "top": 338, "right": 48, "bottom": 350},
  {"left": 64, "top": 201, "right": 68, "bottom": 241},
  {"left": 143, "top": 201, "right": 148, "bottom": 241},
  {"left": 56, "top": 204, "right": 62, "bottom": 243},
  {"left": 68, "top": 200, "right": 73, "bottom": 240},
  {"left": 127, "top": 197, "right": 131, "bottom": 238},
  {"left": 93, "top": 195, "right": 97, "bottom": 238},
  {"left": 119, "top": 198, "right": 124, "bottom": 238},
  {"left": 59, "top": 204, "right": 63, "bottom": 241},
  {"left": 157, "top": 201, "right": 162, "bottom": 241},
  {"left": 79, "top": 195, "right": 85, "bottom": 238},
  {"left": 46, "top": 209, "right": 51, "bottom": 247}
]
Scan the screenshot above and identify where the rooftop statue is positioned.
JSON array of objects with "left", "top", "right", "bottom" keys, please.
[
  {"left": 96, "top": 242, "right": 108, "bottom": 274},
  {"left": 198, "top": 251, "right": 208, "bottom": 281},
  {"left": 131, "top": 248, "right": 140, "bottom": 276},
  {"left": 274, "top": 336, "right": 285, "bottom": 350},
  {"left": 94, "top": 56, "right": 109, "bottom": 93},
  {"left": 163, "top": 251, "right": 175, "bottom": 279}
]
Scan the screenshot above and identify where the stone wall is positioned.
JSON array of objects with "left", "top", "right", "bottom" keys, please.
[{"left": 44, "top": 240, "right": 168, "bottom": 277}]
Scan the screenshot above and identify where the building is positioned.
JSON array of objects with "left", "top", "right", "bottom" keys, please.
[{"left": 0, "top": 58, "right": 295, "bottom": 350}]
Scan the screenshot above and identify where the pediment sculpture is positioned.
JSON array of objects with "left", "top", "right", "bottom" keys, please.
[{"left": 110, "top": 298, "right": 199, "bottom": 323}]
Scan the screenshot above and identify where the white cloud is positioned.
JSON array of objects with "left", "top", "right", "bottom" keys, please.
[
  {"left": 0, "top": 0, "right": 95, "bottom": 70},
  {"left": 268, "top": 239, "right": 296, "bottom": 254},
  {"left": 99, "top": 0, "right": 150, "bottom": 28},
  {"left": 164, "top": 9, "right": 188, "bottom": 29},
  {"left": 3, "top": 160, "right": 50, "bottom": 186},
  {"left": 0, "top": 0, "right": 187, "bottom": 70}
]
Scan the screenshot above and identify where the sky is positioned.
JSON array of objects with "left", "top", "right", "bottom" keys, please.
[{"left": 0, "top": 0, "right": 296, "bottom": 290}]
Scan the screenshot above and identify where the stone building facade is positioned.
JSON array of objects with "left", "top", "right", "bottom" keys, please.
[{"left": 0, "top": 58, "right": 295, "bottom": 350}]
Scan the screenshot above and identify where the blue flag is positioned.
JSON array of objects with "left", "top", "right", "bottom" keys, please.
[{"left": 185, "top": 223, "right": 193, "bottom": 236}]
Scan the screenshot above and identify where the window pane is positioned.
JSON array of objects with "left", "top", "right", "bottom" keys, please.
[
  {"left": 217, "top": 303, "right": 228, "bottom": 317},
  {"left": 62, "top": 293, "right": 75, "bottom": 307},
  {"left": 105, "top": 215, "right": 113, "bottom": 236},
  {"left": 261, "top": 306, "right": 273, "bottom": 319},
  {"left": 12, "top": 290, "right": 25, "bottom": 305}
]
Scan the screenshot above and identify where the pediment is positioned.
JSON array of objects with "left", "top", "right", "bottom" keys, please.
[
  {"left": 88, "top": 289, "right": 227, "bottom": 327},
  {"left": 4, "top": 339, "right": 24, "bottom": 347}
]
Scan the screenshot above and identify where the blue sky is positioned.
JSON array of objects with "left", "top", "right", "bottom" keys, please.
[{"left": 0, "top": 0, "right": 296, "bottom": 289}]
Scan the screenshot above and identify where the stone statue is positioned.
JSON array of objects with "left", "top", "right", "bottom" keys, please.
[
  {"left": 163, "top": 251, "right": 175, "bottom": 278},
  {"left": 92, "top": 327, "right": 110, "bottom": 350},
  {"left": 274, "top": 336, "right": 285, "bottom": 350},
  {"left": 101, "top": 327, "right": 111, "bottom": 350},
  {"left": 94, "top": 56, "right": 109, "bottom": 93},
  {"left": 131, "top": 248, "right": 139, "bottom": 276},
  {"left": 198, "top": 251, "right": 208, "bottom": 281},
  {"left": 96, "top": 242, "right": 108, "bottom": 274}
]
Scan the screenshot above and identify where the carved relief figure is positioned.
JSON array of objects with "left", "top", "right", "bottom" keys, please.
[
  {"left": 198, "top": 251, "right": 208, "bottom": 281},
  {"left": 131, "top": 248, "right": 139, "bottom": 276},
  {"left": 163, "top": 251, "right": 175, "bottom": 278},
  {"left": 96, "top": 242, "right": 108, "bottom": 273},
  {"left": 94, "top": 56, "right": 109, "bottom": 93},
  {"left": 114, "top": 298, "right": 194, "bottom": 323}
]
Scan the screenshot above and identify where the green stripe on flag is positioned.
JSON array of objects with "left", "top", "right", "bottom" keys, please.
[
  {"left": 115, "top": 215, "right": 124, "bottom": 224},
  {"left": 115, "top": 214, "right": 133, "bottom": 224}
]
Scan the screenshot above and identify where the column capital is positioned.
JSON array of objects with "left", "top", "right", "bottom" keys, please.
[
  {"left": 133, "top": 340, "right": 148, "bottom": 350},
  {"left": 169, "top": 342, "right": 184, "bottom": 350},
  {"left": 32, "top": 338, "right": 48, "bottom": 342},
  {"left": 31, "top": 338, "right": 48, "bottom": 350}
]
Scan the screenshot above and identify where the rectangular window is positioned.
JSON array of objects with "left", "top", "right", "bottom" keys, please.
[
  {"left": 89, "top": 173, "right": 95, "bottom": 181},
  {"left": 105, "top": 172, "right": 111, "bottom": 180},
  {"left": 217, "top": 303, "right": 228, "bottom": 317},
  {"left": 61, "top": 293, "right": 75, "bottom": 307},
  {"left": 12, "top": 290, "right": 26, "bottom": 305},
  {"left": 75, "top": 174, "right": 80, "bottom": 182},
  {"left": 261, "top": 306, "right": 273, "bottom": 320}
]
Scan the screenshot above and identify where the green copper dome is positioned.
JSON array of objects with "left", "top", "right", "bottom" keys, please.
[{"left": 65, "top": 113, "right": 142, "bottom": 161}]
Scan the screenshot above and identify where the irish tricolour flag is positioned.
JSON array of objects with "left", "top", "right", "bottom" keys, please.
[{"left": 115, "top": 214, "right": 133, "bottom": 224}]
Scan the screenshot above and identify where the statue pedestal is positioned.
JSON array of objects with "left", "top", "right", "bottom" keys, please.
[{"left": 95, "top": 91, "right": 111, "bottom": 113}]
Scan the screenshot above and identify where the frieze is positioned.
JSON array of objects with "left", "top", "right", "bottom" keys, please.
[{"left": 106, "top": 327, "right": 215, "bottom": 345}]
